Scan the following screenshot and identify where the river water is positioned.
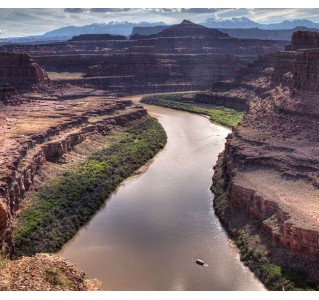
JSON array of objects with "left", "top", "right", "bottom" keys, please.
[{"left": 59, "top": 105, "right": 265, "bottom": 291}]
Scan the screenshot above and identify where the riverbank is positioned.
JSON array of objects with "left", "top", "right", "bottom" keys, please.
[
  {"left": 58, "top": 103, "right": 264, "bottom": 290},
  {"left": 13, "top": 117, "right": 167, "bottom": 257},
  {"left": 140, "top": 93, "right": 243, "bottom": 128},
  {"left": 140, "top": 93, "right": 318, "bottom": 290},
  {"left": 211, "top": 153, "right": 317, "bottom": 291}
]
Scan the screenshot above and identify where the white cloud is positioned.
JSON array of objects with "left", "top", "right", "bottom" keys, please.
[{"left": 1, "top": 8, "right": 319, "bottom": 38}]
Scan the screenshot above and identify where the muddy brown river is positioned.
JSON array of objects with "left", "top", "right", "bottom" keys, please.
[{"left": 59, "top": 105, "right": 265, "bottom": 290}]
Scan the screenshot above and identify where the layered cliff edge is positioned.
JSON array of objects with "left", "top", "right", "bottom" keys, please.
[
  {"left": 210, "top": 31, "right": 319, "bottom": 289},
  {"left": 0, "top": 52, "right": 153, "bottom": 290}
]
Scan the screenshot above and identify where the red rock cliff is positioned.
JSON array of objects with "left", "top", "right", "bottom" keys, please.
[
  {"left": 212, "top": 32, "right": 319, "bottom": 261},
  {"left": 0, "top": 52, "right": 49, "bottom": 88}
]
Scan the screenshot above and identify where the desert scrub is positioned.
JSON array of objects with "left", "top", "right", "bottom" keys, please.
[
  {"left": 141, "top": 94, "right": 243, "bottom": 128},
  {"left": 212, "top": 153, "right": 317, "bottom": 291},
  {"left": 13, "top": 117, "right": 167, "bottom": 257},
  {"left": 44, "top": 267, "right": 72, "bottom": 287}
]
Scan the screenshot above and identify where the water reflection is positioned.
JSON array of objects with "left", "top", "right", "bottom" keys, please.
[{"left": 59, "top": 106, "right": 265, "bottom": 291}]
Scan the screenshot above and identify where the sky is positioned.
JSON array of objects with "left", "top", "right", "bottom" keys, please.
[{"left": 1, "top": 8, "right": 319, "bottom": 37}]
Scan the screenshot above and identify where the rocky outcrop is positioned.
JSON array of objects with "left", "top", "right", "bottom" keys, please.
[
  {"left": 0, "top": 253, "right": 100, "bottom": 290},
  {"left": 0, "top": 52, "right": 49, "bottom": 89},
  {"left": 290, "top": 31, "right": 319, "bottom": 50},
  {"left": 0, "top": 83, "right": 25, "bottom": 105},
  {"left": 84, "top": 53, "right": 250, "bottom": 93},
  {"left": 211, "top": 32, "right": 319, "bottom": 263},
  {"left": 73, "top": 21, "right": 287, "bottom": 94},
  {"left": 293, "top": 49, "right": 319, "bottom": 91},
  {"left": 0, "top": 96, "right": 147, "bottom": 253}
]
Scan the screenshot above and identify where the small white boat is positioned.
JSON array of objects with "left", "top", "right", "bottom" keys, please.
[{"left": 196, "top": 259, "right": 205, "bottom": 266}]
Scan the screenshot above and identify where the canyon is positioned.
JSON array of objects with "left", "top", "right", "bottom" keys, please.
[
  {"left": 1, "top": 16, "right": 319, "bottom": 290},
  {"left": 207, "top": 31, "right": 319, "bottom": 288},
  {"left": 0, "top": 87, "right": 146, "bottom": 254},
  {"left": 0, "top": 20, "right": 287, "bottom": 94},
  {"left": 0, "top": 51, "right": 148, "bottom": 290}
]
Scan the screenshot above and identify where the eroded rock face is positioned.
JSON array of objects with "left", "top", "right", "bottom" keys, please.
[
  {"left": 0, "top": 52, "right": 49, "bottom": 88},
  {"left": 77, "top": 21, "right": 287, "bottom": 94},
  {"left": 0, "top": 21, "right": 287, "bottom": 89},
  {"left": 290, "top": 31, "right": 319, "bottom": 50},
  {"left": 0, "top": 96, "right": 147, "bottom": 253},
  {"left": 84, "top": 53, "right": 250, "bottom": 93},
  {"left": 293, "top": 49, "right": 319, "bottom": 91},
  {"left": 210, "top": 31, "right": 319, "bottom": 259}
]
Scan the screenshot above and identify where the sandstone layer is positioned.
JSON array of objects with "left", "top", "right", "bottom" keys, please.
[
  {"left": 0, "top": 94, "right": 146, "bottom": 253},
  {"left": 0, "top": 52, "right": 49, "bottom": 89},
  {"left": 0, "top": 20, "right": 287, "bottom": 95},
  {"left": 210, "top": 31, "right": 319, "bottom": 274}
]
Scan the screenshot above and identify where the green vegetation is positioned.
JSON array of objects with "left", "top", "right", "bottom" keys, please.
[
  {"left": 141, "top": 94, "right": 243, "bottom": 128},
  {"left": 212, "top": 153, "right": 317, "bottom": 291},
  {"left": 13, "top": 117, "right": 167, "bottom": 257},
  {"left": 44, "top": 267, "right": 72, "bottom": 287}
]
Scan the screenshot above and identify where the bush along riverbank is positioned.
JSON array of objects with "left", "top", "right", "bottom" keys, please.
[
  {"left": 211, "top": 152, "right": 317, "bottom": 291},
  {"left": 13, "top": 117, "right": 167, "bottom": 257},
  {"left": 141, "top": 94, "right": 243, "bottom": 128}
]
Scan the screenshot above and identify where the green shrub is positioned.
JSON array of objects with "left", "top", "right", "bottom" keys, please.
[
  {"left": 44, "top": 267, "right": 72, "bottom": 287},
  {"left": 13, "top": 117, "right": 167, "bottom": 257},
  {"left": 141, "top": 94, "right": 243, "bottom": 128}
]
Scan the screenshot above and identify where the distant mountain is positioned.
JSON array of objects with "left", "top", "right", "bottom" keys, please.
[
  {"left": 262, "top": 19, "right": 319, "bottom": 30},
  {"left": 3, "top": 18, "right": 319, "bottom": 45},
  {"left": 201, "top": 17, "right": 319, "bottom": 30},
  {"left": 132, "top": 22, "right": 319, "bottom": 42},
  {"left": 131, "top": 20, "right": 229, "bottom": 40},
  {"left": 218, "top": 26, "right": 319, "bottom": 41},
  {"left": 152, "top": 20, "right": 228, "bottom": 38},
  {"left": 43, "top": 21, "right": 167, "bottom": 38},
  {"left": 201, "top": 17, "right": 260, "bottom": 29},
  {"left": 0, "top": 21, "right": 168, "bottom": 45},
  {"left": 0, "top": 35, "right": 69, "bottom": 45}
]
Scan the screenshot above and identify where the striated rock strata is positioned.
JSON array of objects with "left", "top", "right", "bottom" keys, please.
[
  {"left": 210, "top": 31, "right": 319, "bottom": 286},
  {"left": 0, "top": 96, "right": 146, "bottom": 253},
  {"left": 0, "top": 20, "right": 287, "bottom": 93},
  {"left": 84, "top": 53, "right": 250, "bottom": 94},
  {"left": 0, "top": 52, "right": 49, "bottom": 89}
]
